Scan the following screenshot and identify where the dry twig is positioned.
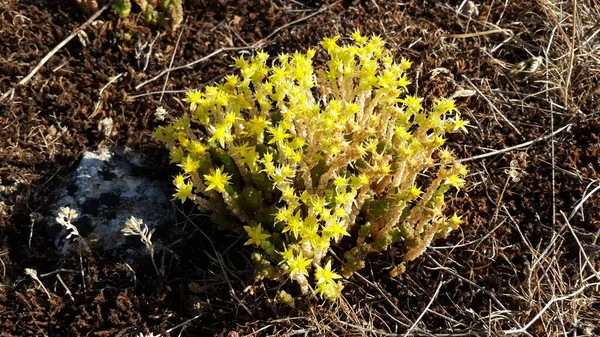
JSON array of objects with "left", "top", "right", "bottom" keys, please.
[{"left": 0, "top": 2, "right": 111, "bottom": 103}]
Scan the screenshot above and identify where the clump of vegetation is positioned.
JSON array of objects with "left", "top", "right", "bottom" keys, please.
[
  {"left": 154, "top": 32, "right": 469, "bottom": 300},
  {"left": 75, "top": 0, "right": 183, "bottom": 31}
]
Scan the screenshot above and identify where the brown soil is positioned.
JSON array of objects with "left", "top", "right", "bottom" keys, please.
[{"left": 1, "top": 0, "right": 600, "bottom": 336}]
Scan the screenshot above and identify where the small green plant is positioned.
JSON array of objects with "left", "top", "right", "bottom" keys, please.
[
  {"left": 112, "top": 0, "right": 132, "bottom": 18},
  {"left": 113, "top": 0, "right": 183, "bottom": 31},
  {"left": 75, "top": 0, "right": 182, "bottom": 31},
  {"left": 154, "top": 32, "right": 469, "bottom": 300}
]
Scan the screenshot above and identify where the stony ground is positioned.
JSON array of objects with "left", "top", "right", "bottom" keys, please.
[{"left": 1, "top": 0, "right": 600, "bottom": 336}]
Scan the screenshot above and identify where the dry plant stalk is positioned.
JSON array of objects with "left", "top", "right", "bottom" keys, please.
[
  {"left": 24, "top": 268, "right": 52, "bottom": 299},
  {"left": 56, "top": 206, "right": 81, "bottom": 239},
  {"left": 122, "top": 216, "right": 161, "bottom": 276}
]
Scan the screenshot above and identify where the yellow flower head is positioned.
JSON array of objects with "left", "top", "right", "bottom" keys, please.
[
  {"left": 203, "top": 166, "right": 232, "bottom": 193},
  {"left": 287, "top": 252, "right": 312, "bottom": 277},
  {"left": 178, "top": 155, "right": 200, "bottom": 174},
  {"left": 314, "top": 260, "right": 342, "bottom": 285},
  {"left": 410, "top": 185, "right": 422, "bottom": 199},
  {"left": 243, "top": 223, "right": 271, "bottom": 247},
  {"left": 445, "top": 175, "right": 466, "bottom": 190},
  {"left": 173, "top": 182, "right": 193, "bottom": 203},
  {"left": 453, "top": 114, "right": 470, "bottom": 133},
  {"left": 449, "top": 212, "right": 464, "bottom": 228}
]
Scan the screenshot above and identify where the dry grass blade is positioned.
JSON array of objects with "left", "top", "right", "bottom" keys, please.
[
  {"left": 24, "top": 268, "right": 51, "bottom": 299},
  {"left": 504, "top": 282, "right": 600, "bottom": 335},
  {"left": 568, "top": 181, "right": 600, "bottom": 221},
  {"left": 403, "top": 279, "right": 444, "bottom": 337}
]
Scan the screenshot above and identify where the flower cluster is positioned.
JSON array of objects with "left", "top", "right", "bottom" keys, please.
[
  {"left": 154, "top": 32, "right": 469, "bottom": 300},
  {"left": 56, "top": 206, "right": 80, "bottom": 240}
]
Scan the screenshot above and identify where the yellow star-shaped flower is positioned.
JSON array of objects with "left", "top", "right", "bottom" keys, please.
[
  {"left": 449, "top": 212, "right": 464, "bottom": 228},
  {"left": 203, "top": 166, "right": 232, "bottom": 193},
  {"left": 445, "top": 175, "right": 466, "bottom": 190},
  {"left": 178, "top": 155, "right": 200, "bottom": 174},
  {"left": 173, "top": 181, "right": 193, "bottom": 203},
  {"left": 287, "top": 252, "right": 312, "bottom": 277},
  {"left": 453, "top": 114, "right": 470, "bottom": 133},
  {"left": 243, "top": 223, "right": 271, "bottom": 247},
  {"left": 314, "top": 260, "right": 342, "bottom": 285}
]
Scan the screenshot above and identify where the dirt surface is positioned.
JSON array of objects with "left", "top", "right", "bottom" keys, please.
[{"left": 2, "top": 0, "right": 600, "bottom": 336}]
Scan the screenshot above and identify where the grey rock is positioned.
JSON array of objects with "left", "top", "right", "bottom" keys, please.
[{"left": 50, "top": 146, "right": 173, "bottom": 254}]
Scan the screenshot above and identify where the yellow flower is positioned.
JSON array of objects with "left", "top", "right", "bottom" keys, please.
[
  {"left": 394, "top": 126, "right": 412, "bottom": 141},
  {"left": 438, "top": 98, "right": 457, "bottom": 113},
  {"left": 173, "top": 181, "right": 193, "bottom": 203},
  {"left": 334, "top": 192, "right": 347, "bottom": 206},
  {"left": 308, "top": 195, "right": 327, "bottom": 215},
  {"left": 170, "top": 147, "right": 184, "bottom": 164},
  {"left": 438, "top": 149, "right": 454, "bottom": 164},
  {"left": 321, "top": 35, "right": 340, "bottom": 52},
  {"left": 398, "top": 95, "right": 423, "bottom": 112},
  {"left": 445, "top": 175, "right": 466, "bottom": 190},
  {"left": 323, "top": 220, "right": 350, "bottom": 242},
  {"left": 433, "top": 135, "right": 446, "bottom": 147},
  {"left": 290, "top": 151, "right": 303, "bottom": 163},
  {"left": 453, "top": 114, "right": 470, "bottom": 133},
  {"left": 458, "top": 164, "right": 469, "bottom": 176},
  {"left": 178, "top": 155, "right": 200, "bottom": 174},
  {"left": 267, "top": 125, "right": 293, "bottom": 145},
  {"left": 380, "top": 163, "right": 393, "bottom": 175},
  {"left": 275, "top": 206, "right": 293, "bottom": 223},
  {"left": 449, "top": 212, "right": 464, "bottom": 228},
  {"left": 333, "top": 207, "right": 347, "bottom": 218},
  {"left": 351, "top": 30, "right": 368, "bottom": 45},
  {"left": 247, "top": 115, "right": 271, "bottom": 138},
  {"left": 223, "top": 112, "right": 240, "bottom": 126},
  {"left": 203, "top": 166, "right": 232, "bottom": 193},
  {"left": 289, "top": 137, "right": 305, "bottom": 149},
  {"left": 410, "top": 185, "right": 422, "bottom": 199},
  {"left": 316, "top": 280, "right": 343, "bottom": 300},
  {"left": 243, "top": 223, "right": 271, "bottom": 246},
  {"left": 172, "top": 174, "right": 187, "bottom": 188},
  {"left": 282, "top": 212, "right": 303, "bottom": 239},
  {"left": 333, "top": 175, "right": 350, "bottom": 189},
  {"left": 261, "top": 152, "right": 276, "bottom": 176},
  {"left": 208, "top": 124, "right": 233, "bottom": 148},
  {"left": 279, "top": 185, "right": 295, "bottom": 199},
  {"left": 183, "top": 90, "right": 202, "bottom": 104},
  {"left": 314, "top": 260, "right": 342, "bottom": 285},
  {"left": 398, "top": 75, "right": 411, "bottom": 88},
  {"left": 400, "top": 57, "right": 413, "bottom": 71},
  {"left": 188, "top": 141, "right": 207, "bottom": 156},
  {"left": 279, "top": 246, "right": 295, "bottom": 263},
  {"left": 352, "top": 173, "right": 369, "bottom": 187},
  {"left": 287, "top": 252, "right": 312, "bottom": 276}
]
